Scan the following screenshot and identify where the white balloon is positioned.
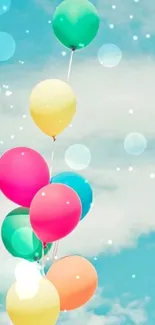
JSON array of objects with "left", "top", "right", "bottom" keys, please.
[{"left": 15, "top": 260, "right": 41, "bottom": 282}]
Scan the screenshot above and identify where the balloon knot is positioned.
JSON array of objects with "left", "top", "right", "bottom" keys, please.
[
  {"left": 71, "top": 46, "right": 76, "bottom": 52},
  {"left": 43, "top": 242, "right": 47, "bottom": 249},
  {"left": 52, "top": 136, "right": 56, "bottom": 142}
]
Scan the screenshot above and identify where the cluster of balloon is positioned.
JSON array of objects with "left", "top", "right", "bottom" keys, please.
[{"left": 0, "top": 1, "right": 100, "bottom": 325}]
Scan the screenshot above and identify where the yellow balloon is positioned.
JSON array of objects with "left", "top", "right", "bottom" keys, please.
[
  {"left": 30, "top": 79, "right": 76, "bottom": 137},
  {"left": 6, "top": 278, "right": 60, "bottom": 325}
]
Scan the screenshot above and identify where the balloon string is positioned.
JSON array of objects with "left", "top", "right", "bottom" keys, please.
[
  {"left": 51, "top": 49, "right": 74, "bottom": 264},
  {"left": 54, "top": 241, "right": 59, "bottom": 258},
  {"left": 50, "top": 137, "right": 56, "bottom": 176},
  {"left": 51, "top": 241, "right": 59, "bottom": 263},
  {"left": 67, "top": 50, "right": 74, "bottom": 82},
  {"left": 41, "top": 244, "right": 45, "bottom": 276},
  {"left": 51, "top": 243, "right": 56, "bottom": 262},
  {"left": 54, "top": 241, "right": 59, "bottom": 257},
  {"left": 48, "top": 136, "right": 56, "bottom": 263}
]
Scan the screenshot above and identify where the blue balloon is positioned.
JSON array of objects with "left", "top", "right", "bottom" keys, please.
[{"left": 51, "top": 171, "right": 93, "bottom": 220}]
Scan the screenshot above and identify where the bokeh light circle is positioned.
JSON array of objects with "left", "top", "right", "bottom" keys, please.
[
  {"left": 0, "top": 0, "right": 11, "bottom": 15},
  {"left": 98, "top": 44, "right": 122, "bottom": 68},
  {"left": 0, "top": 32, "right": 16, "bottom": 61},
  {"left": 65, "top": 144, "right": 91, "bottom": 170},
  {"left": 124, "top": 133, "right": 147, "bottom": 156},
  {"left": 11, "top": 227, "right": 40, "bottom": 256}
]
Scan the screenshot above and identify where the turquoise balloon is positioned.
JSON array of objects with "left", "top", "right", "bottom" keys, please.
[
  {"left": 51, "top": 172, "right": 93, "bottom": 220},
  {"left": 52, "top": 0, "right": 100, "bottom": 50},
  {"left": 1, "top": 207, "right": 52, "bottom": 261}
]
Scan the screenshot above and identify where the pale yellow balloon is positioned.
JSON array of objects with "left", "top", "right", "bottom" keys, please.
[
  {"left": 6, "top": 278, "right": 60, "bottom": 325},
  {"left": 30, "top": 79, "right": 76, "bottom": 137}
]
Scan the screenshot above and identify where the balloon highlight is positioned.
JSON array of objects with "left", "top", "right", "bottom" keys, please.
[
  {"left": 0, "top": 32, "right": 15, "bottom": 61},
  {"left": 1, "top": 207, "right": 52, "bottom": 261}
]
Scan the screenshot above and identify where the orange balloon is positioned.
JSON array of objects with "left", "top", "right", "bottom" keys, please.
[{"left": 46, "top": 255, "right": 98, "bottom": 311}]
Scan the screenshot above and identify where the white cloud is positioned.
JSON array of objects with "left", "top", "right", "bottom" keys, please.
[
  {"left": 0, "top": 293, "right": 149, "bottom": 325},
  {"left": 57, "top": 164, "right": 155, "bottom": 258},
  {"left": 1, "top": 164, "right": 155, "bottom": 298},
  {"left": 58, "top": 294, "right": 149, "bottom": 325},
  {"left": 1, "top": 58, "right": 155, "bottom": 316},
  {"left": 34, "top": 0, "right": 155, "bottom": 34},
  {"left": 1, "top": 58, "right": 155, "bottom": 149},
  {"left": 110, "top": 298, "right": 149, "bottom": 324},
  {"left": 97, "top": 0, "right": 155, "bottom": 34}
]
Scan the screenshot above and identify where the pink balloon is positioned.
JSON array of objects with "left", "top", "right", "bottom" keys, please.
[
  {"left": 0, "top": 147, "right": 50, "bottom": 207},
  {"left": 30, "top": 184, "right": 82, "bottom": 243}
]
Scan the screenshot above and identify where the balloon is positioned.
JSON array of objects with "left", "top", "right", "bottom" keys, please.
[
  {"left": 46, "top": 255, "right": 98, "bottom": 310},
  {"left": 30, "top": 79, "right": 76, "bottom": 138},
  {"left": 1, "top": 208, "right": 52, "bottom": 261},
  {"left": 52, "top": 0, "right": 100, "bottom": 50},
  {"left": 0, "top": 147, "right": 50, "bottom": 207},
  {"left": 51, "top": 172, "right": 93, "bottom": 219},
  {"left": 6, "top": 278, "right": 60, "bottom": 325},
  {"left": 30, "top": 184, "right": 82, "bottom": 243}
]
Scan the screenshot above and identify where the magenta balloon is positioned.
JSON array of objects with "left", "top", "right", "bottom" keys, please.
[
  {"left": 30, "top": 183, "right": 82, "bottom": 243},
  {"left": 0, "top": 147, "right": 50, "bottom": 207}
]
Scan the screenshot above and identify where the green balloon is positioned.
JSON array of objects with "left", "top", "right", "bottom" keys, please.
[
  {"left": 52, "top": 0, "right": 100, "bottom": 50},
  {"left": 1, "top": 207, "right": 52, "bottom": 262}
]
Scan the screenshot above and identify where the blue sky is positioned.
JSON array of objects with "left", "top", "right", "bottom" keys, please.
[
  {"left": 0, "top": 0, "right": 155, "bottom": 64},
  {"left": 1, "top": 0, "right": 155, "bottom": 324}
]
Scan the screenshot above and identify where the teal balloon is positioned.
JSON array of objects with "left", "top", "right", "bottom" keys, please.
[
  {"left": 1, "top": 207, "right": 52, "bottom": 261},
  {"left": 52, "top": 0, "right": 100, "bottom": 50},
  {"left": 51, "top": 172, "right": 93, "bottom": 220}
]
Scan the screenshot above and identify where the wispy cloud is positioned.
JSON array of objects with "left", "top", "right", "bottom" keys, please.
[
  {"left": 0, "top": 57, "right": 155, "bottom": 324},
  {"left": 36, "top": 0, "right": 155, "bottom": 34},
  {"left": 58, "top": 294, "right": 149, "bottom": 325},
  {"left": 0, "top": 287, "right": 149, "bottom": 325},
  {"left": 97, "top": 0, "right": 155, "bottom": 34},
  {"left": 1, "top": 58, "right": 155, "bottom": 259},
  {"left": 1, "top": 58, "right": 155, "bottom": 146}
]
